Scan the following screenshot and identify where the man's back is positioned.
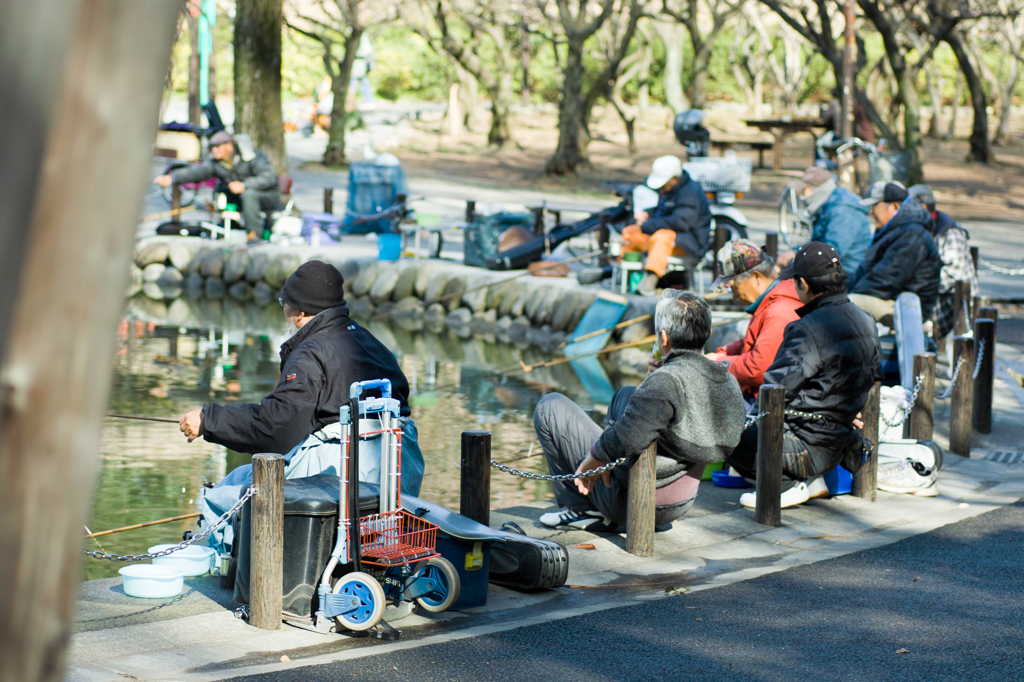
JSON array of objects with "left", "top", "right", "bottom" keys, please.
[
  {"left": 849, "top": 200, "right": 942, "bottom": 317},
  {"left": 812, "top": 186, "right": 873, "bottom": 272}
]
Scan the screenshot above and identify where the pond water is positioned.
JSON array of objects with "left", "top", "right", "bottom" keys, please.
[{"left": 86, "top": 297, "right": 640, "bottom": 580}]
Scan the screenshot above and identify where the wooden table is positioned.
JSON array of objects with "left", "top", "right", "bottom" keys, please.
[{"left": 743, "top": 118, "right": 829, "bottom": 172}]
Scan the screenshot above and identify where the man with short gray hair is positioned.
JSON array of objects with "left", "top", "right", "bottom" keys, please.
[{"left": 534, "top": 291, "right": 745, "bottom": 531}]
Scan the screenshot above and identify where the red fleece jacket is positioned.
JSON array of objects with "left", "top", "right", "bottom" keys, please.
[{"left": 717, "top": 279, "right": 802, "bottom": 396}]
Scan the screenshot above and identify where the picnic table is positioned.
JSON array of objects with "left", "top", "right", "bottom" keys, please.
[{"left": 743, "top": 118, "right": 830, "bottom": 172}]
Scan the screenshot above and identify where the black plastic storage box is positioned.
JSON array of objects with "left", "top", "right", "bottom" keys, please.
[
  {"left": 234, "top": 474, "right": 380, "bottom": 618},
  {"left": 434, "top": 533, "right": 493, "bottom": 609}
]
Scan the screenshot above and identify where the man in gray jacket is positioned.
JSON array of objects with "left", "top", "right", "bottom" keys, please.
[
  {"left": 534, "top": 291, "right": 746, "bottom": 531},
  {"left": 154, "top": 130, "right": 279, "bottom": 234}
]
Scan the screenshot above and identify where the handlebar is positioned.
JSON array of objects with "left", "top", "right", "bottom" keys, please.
[{"left": 349, "top": 379, "right": 392, "bottom": 400}]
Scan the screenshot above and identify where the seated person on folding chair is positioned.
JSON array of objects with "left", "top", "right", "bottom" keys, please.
[
  {"left": 727, "top": 242, "right": 882, "bottom": 510},
  {"left": 154, "top": 131, "right": 279, "bottom": 237},
  {"left": 622, "top": 155, "right": 712, "bottom": 296}
]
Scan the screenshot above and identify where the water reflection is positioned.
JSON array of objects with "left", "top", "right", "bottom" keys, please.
[{"left": 87, "top": 296, "right": 633, "bottom": 579}]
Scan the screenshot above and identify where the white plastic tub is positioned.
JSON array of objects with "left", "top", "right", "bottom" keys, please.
[
  {"left": 120, "top": 564, "right": 185, "bottom": 598},
  {"left": 148, "top": 544, "right": 216, "bottom": 577}
]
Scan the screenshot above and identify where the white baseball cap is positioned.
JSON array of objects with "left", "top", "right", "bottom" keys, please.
[{"left": 646, "top": 155, "right": 683, "bottom": 190}]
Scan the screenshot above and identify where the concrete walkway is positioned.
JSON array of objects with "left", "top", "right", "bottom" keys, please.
[{"left": 66, "top": 341, "right": 1024, "bottom": 682}]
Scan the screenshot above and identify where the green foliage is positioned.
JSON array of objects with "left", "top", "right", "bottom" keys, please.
[{"left": 372, "top": 26, "right": 452, "bottom": 102}]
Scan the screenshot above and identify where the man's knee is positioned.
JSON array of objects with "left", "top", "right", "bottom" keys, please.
[
  {"left": 651, "top": 229, "right": 677, "bottom": 245},
  {"left": 533, "top": 392, "right": 574, "bottom": 433}
]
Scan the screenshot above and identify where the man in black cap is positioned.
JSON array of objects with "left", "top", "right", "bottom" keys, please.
[
  {"left": 182, "top": 261, "right": 423, "bottom": 552},
  {"left": 154, "top": 130, "right": 280, "bottom": 234},
  {"left": 847, "top": 181, "right": 942, "bottom": 323},
  {"left": 727, "top": 242, "right": 882, "bottom": 509}
]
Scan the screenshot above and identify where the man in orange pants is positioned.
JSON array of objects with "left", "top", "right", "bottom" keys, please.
[{"left": 622, "top": 155, "right": 712, "bottom": 295}]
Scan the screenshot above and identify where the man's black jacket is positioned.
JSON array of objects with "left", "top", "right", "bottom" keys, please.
[
  {"left": 171, "top": 148, "right": 279, "bottom": 194},
  {"left": 201, "top": 306, "right": 410, "bottom": 455},
  {"left": 848, "top": 199, "right": 942, "bottom": 317},
  {"left": 640, "top": 171, "right": 713, "bottom": 260},
  {"left": 763, "top": 292, "right": 882, "bottom": 450}
]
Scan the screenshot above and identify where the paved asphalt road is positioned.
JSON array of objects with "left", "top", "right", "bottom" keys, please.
[{"left": 229, "top": 501, "right": 1024, "bottom": 682}]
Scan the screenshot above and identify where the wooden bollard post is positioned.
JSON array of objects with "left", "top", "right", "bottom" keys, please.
[
  {"left": 906, "top": 353, "right": 935, "bottom": 441},
  {"left": 970, "top": 245, "right": 979, "bottom": 275},
  {"left": 950, "top": 335, "right": 975, "bottom": 457},
  {"left": 755, "top": 385, "right": 785, "bottom": 527},
  {"left": 597, "top": 213, "right": 611, "bottom": 267},
  {"left": 460, "top": 430, "right": 491, "bottom": 527},
  {"left": 531, "top": 207, "right": 545, "bottom": 236},
  {"left": 250, "top": 454, "right": 284, "bottom": 630},
  {"left": 323, "top": 188, "right": 333, "bottom": 215},
  {"left": 852, "top": 382, "right": 881, "bottom": 501},
  {"left": 171, "top": 183, "right": 181, "bottom": 224},
  {"left": 972, "top": 317, "right": 996, "bottom": 434},
  {"left": 953, "top": 280, "right": 971, "bottom": 336},
  {"left": 465, "top": 200, "right": 476, "bottom": 225},
  {"left": 764, "top": 232, "right": 779, "bottom": 260},
  {"left": 977, "top": 305, "right": 998, "bottom": 323},
  {"left": 626, "top": 441, "right": 657, "bottom": 557},
  {"left": 713, "top": 225, "right": 729, "bottom": 278}
]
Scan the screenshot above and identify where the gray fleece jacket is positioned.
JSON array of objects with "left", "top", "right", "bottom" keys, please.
[{"left": 593, "top": 349, "right": 745, "bottom": 483}]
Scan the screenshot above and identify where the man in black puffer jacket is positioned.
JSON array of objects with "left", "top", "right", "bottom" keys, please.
[
  {"left": 728, "top": 242, "right": 882, "bottom": 509},
  {"left": 848, "top": 181, "right": 942, "bottom": 322}
]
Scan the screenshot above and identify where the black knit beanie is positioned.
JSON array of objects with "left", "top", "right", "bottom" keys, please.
[{"left": 279, "top": 260, "right": 346, "bottom": 314}]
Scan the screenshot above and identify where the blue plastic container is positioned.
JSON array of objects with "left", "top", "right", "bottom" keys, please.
[
  {"left": 434, "top": 533, "right": 492, "bottom": 609},
  {"left": 822, "top": 464, "right": 852, "bottom": 495},
  {"left": 377, "top": 234, "right": 402, "bottom": 261}
]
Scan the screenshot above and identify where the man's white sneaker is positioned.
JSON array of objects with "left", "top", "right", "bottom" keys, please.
[
  {"left": 739, "top": 477, "right": 827, "bottom": 509},
  {"left": 538, "top": 508, "right": 607, "bottom": 530},
  {"left": 877, "top": 458, "right": 938, "bottom": 496}
]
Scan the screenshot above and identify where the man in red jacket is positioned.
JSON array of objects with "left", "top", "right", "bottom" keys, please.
[{"left": 705, "top": 240, "right": 802, "bottom": 400}]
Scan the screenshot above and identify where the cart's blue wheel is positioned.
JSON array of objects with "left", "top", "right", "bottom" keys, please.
[
  {"left": 414, "top": 557, "right": 460, "bottom": 613},
  {"left": 333, "top": 572, "right": 385, "bottom": 631}
]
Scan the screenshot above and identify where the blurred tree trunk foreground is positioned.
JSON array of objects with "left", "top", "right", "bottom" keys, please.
[{"left": 234, "top": 0, "right": 287, "bottom": 175}]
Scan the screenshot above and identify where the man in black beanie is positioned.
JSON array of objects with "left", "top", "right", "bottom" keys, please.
[{"left": 181, "top": 261, "right": 423, "bottom": 551}]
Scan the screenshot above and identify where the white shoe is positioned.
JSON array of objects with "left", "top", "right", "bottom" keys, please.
[
  {"left": 740, "top": 477, "right": 828, "bottom": 509},
  {"left": 877, "top": 459, "right": 938, "bottom": 496},
  {"left": 538, "top": 508, "right": 607, "bottom": 530}
]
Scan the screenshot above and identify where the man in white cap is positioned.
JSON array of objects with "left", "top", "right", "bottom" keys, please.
[{"left": 622, "top": 155, "right": 712, "bottom": 295}]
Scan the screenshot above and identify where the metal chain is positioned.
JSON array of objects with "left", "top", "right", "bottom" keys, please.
[
  {"left": 880, "top": 374, "right": 924, "bottom": 429},
  {"left": 936, "top": 358, "right": 964, "bottom": 400},
  {"left": 743, "top": 411, "right": 770, "bottom": 428},
  {"left": 491, "top": 457, "right": 630, "bottom": 482},
  {"left": 980, "top": 259, "right": 1024, "bottom": 276},
  {"left": 963, "top": 300, "right": 971, "bottom": 326},
  {"left": 973, "top": 339, "right": 985, "bottom": 379},
  {"left": 784, "top": 409, "right": 828, "bottom": 421},
  {"left": 84, "top": 486, "right": 255, "bottom": 562}
]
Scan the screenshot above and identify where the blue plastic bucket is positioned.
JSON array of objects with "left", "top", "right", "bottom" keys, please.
[{"left": 378, "top": 233, "right": 402, "bottom": 261}]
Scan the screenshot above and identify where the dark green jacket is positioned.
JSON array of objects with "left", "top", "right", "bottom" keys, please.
[{"left": 171, "top": 148, "right": 279, "bottom": 194}]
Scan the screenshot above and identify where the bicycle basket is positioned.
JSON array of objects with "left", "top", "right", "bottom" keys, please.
[{"left": 683, "top": 156, "right": 752, "bottom": 193}]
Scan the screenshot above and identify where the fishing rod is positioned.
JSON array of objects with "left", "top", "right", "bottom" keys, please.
[
  {"left": 106, "top": 414, "right": 179, "bottom": 424},
  {"left": 83, "top": 512, "right": 201, "bottom": 539}
]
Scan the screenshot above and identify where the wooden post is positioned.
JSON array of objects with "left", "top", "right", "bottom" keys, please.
[
  {"left": 852, "top": 382, "right": 881, "bottom": 501},
  {"left": 459, "top": 431, "right": 491, "bottom": 527},
  {"left": 626, "top": 442, "right": 657, "bottom": 557},
  {"left": 171, "top": 183, "right": 182, "bottom": 224},
  {"left": 598, "top": 213, "right": 611, "bottom": 267},
  {"left": 906, "top": 353, "right": 935, "bottom": 441},
  {"left": 465, "top": 200, "right": 476, "bottom": 225},
  {"left": 970, "top": 245, "right": 979, "bottom": 275},
  {"left": 977, "top": 305, "right": 997, "bottom": 323},
  {"left": 953, "top": 279, "right": 971, "bottom": 336},
  {"left": 0, "top": 3, "right": 179, "bottom": 680},
  {"left": 531, "top": 207, "right": 545, "bottom": 237},
  {"left": 713, "top": 225, "right": 729, "bottom": 278},
  {"left": 323, "top": 188, "right": 333, "bottom": 215},
  {"left": 764, "top": 232, "right": 779, "bottom": 260},
  {"left": 972, "top": 317, "right": 996, "bottom": 434},
  {"left": 755, "top": 385, "right": 785, "bottom": 527},
  {"left": 950, "top": 335, "right": 975, "bottom": 457},
  {"left": 250, "top": 454, "right": 284, "bottom": 630}
]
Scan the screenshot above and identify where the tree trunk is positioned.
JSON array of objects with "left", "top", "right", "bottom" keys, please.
[
  {"left": 546, "top": 40, "right": 588, "bottom": 175},
  {"left": 924, "top": 62, "right": 943, "bottom": 139},
  {"left": 654, "top": 22, "right": 688, "bottom": 113},
  {"left": 689, "top": 46, "right": 711, "bottom": 109},
  {"left": 0, "top": 3, "right": 177, "bottom": 681},
  {"left": 234, "top": 0, "right": 287, "bottom": 174},
  {"left": 994, "top": 62, "right": 1019, "bottom": 145},
  {"left": 489, "top": 68, "right": 514, "bottom": 146},
  {"left": 188, "top": 10, "right": 201, "bottom": 125},
  {"left": 945, "top": 30, "right": 991, "bottom": 163},
  {"left": 519, "top": 25, "right": 532, "bottom": 106},
  {"left": 324, "top": 29, "right": 361, "bottom": 168},
  {"left": 946, "top": 72, "right": 962, "bottom": 139},
  {"left": 896, "top": 68, "right": 924, "bottom": 184}
]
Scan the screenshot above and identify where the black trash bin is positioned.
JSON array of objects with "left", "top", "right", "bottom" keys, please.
[{"left": 234, "top": 474, "right": 380, "bottom": 619}]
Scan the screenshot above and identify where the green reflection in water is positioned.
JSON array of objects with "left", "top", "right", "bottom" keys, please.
[{"left": 86, "top": 299, "right": 625, "bottom": 580}]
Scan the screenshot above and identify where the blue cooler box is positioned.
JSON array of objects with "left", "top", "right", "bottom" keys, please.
[{"left": 434, "top": 534, "right": 494, "bottom": 609}]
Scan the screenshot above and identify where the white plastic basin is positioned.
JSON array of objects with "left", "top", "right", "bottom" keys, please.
[
  {"left": 148, "top": 544, "right": 216, "bottom": 577},
  {"left": 120, "top": 564, "right": 185, "bottom": 598}
]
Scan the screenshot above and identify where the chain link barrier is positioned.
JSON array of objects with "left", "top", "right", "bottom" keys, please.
[
  {"left": 973, "top": 339, "right": 985, "bottom": 379},
  {"left": 980, "top": 259, "right": 1024, "bottom": 276},
  {"left": 880, "top": 374, "right": 924, "bottom": 429},
  {"left": 936, "top": 358, "right": 963, "bottom": 400},
  {"left": 84, "top": 486, "right": 255, "bottom": 562}
]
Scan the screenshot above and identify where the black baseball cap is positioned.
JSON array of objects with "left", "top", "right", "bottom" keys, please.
[
  {"left": 778, "top": 241, "right": 843, "bottom": 280},
  {"left": 860, "top": 180, "right": 908, "bottom": 207}
]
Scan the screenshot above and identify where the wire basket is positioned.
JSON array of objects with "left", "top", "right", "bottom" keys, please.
[
  {"left": 683, "top": 156, "right": 753, "bottom": 193},
  {"left": 358, "top": 509, "right": 439, "bottom": 567}
]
